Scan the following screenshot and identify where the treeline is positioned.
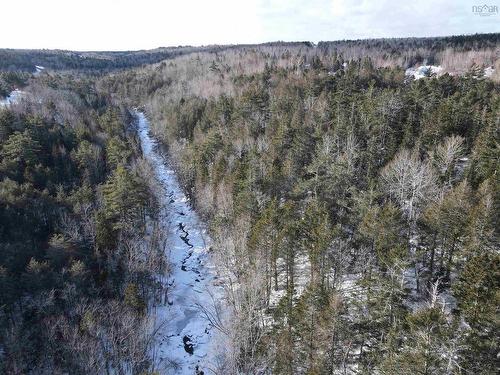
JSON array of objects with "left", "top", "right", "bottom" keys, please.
[
  {"left": 3, "top": 33, "right": 498, "bottom": 74},
  {"left": 0, "top": 46, "right": 210, "bottom": 72},
  {"left": 0, "top": 43, "right": 305, "bottom": 73},
  {"left": 318, "top": 33, "right": 500, "bottom": 54},
  {"left": 0, "top": 74, "right": 165, "bottom": 374},
  {"left": 103, "top": 43, "right": 499, "bottom": 373}
]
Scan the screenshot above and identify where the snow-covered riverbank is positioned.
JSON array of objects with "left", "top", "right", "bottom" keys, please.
[{"left": 136, "top": 111, "right": 224, "bottom": 375}]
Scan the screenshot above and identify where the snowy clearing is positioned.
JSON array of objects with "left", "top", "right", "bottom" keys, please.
[{"left": 405, "top": 65, "right": 443, "bottom": 79}]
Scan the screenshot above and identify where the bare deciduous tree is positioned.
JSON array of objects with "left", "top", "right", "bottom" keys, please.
[
  {"left": 429, "top": 135, "right": 464, "bottom": 186},
  {"left": 381, "top": 149, "right": 437, "bottom": 223}
]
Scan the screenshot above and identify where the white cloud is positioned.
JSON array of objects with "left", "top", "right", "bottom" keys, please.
[
  {"left": 0, "top": 0, "right": 498, "bottom": 50},
  {"left": 1, "top": 0, "right": 264, "bottom": 50}
]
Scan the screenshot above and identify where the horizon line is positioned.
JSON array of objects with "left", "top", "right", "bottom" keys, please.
[{"left": 1, "top": 32, "right": 498, "bottom": 53}]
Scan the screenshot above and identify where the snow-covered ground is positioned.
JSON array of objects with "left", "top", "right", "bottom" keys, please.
[
  {"left": 484, "top": 66, "right": 495, "bottom": 78},
  {"left": 0, "top": 89, "right": 23, "bottom": 107},
  {"left": 406, "top": 64, "right": 496, "bottom": 80},
  {"left": 136, "top": 111, "right": 224, "bottom": 375},
  {"left": 405, "top": 65, "right": 443, "bottom": 80},
  {"left": 0, "top": 65, "right": 44, "bottom": 106},
  {"left": 34, "top": 65, "right": 45, "bottom": 76},
  {"left": 268, "top": 253, "right": 311, "bottom": 309}
]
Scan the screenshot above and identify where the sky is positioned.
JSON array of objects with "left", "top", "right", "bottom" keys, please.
[{"left": 0, "top": 0, "right": 498, "bottom": 51}]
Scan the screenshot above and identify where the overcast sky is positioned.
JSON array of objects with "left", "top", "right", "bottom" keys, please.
[{"left": 1, "top": 0, "right": 499, "bottom": 50}]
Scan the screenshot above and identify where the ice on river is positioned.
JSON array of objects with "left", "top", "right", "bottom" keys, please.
[{"left": 136, "top": 111, "right": 224, "bottom": 374}]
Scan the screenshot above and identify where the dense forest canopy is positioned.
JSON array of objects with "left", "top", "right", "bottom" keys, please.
[
  {"left": 99, "top": 33, "right": 499, "bottom": 374},
  {"left": 0, "top": 73, "right": 167, "bottom": 373},
  {"left": 0, "top": 32, "right": 499, "bottom": 374}
]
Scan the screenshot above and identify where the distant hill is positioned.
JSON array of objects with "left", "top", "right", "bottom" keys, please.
[
  {"left": 0, "top": 42, "right": 311, "bottom": 72},
  {"left": 1, "top": 33, "right": 497, "bottom": 72}
]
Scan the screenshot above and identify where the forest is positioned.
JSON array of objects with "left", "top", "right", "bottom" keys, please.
[
  {"left": 0, "top": 46, "right": 212, "bottom": 72},
  {"left": 0, "top": 33, "right": 499, "bottom": 374},
  {"left": 0, "top": 43, "right": 311, "bottom": 73},
  {"left": 0, "top": 72, "right": 167, "bottom": 373}
]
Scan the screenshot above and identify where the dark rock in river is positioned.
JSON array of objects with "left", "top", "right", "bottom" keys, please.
[{"left": 183, "top": 335, "right": 194, "bottom": 355}]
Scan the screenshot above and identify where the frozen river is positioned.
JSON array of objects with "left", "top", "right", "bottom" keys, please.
[{"left": 136, "top": 111, "right": 224, "bottom": 375}]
